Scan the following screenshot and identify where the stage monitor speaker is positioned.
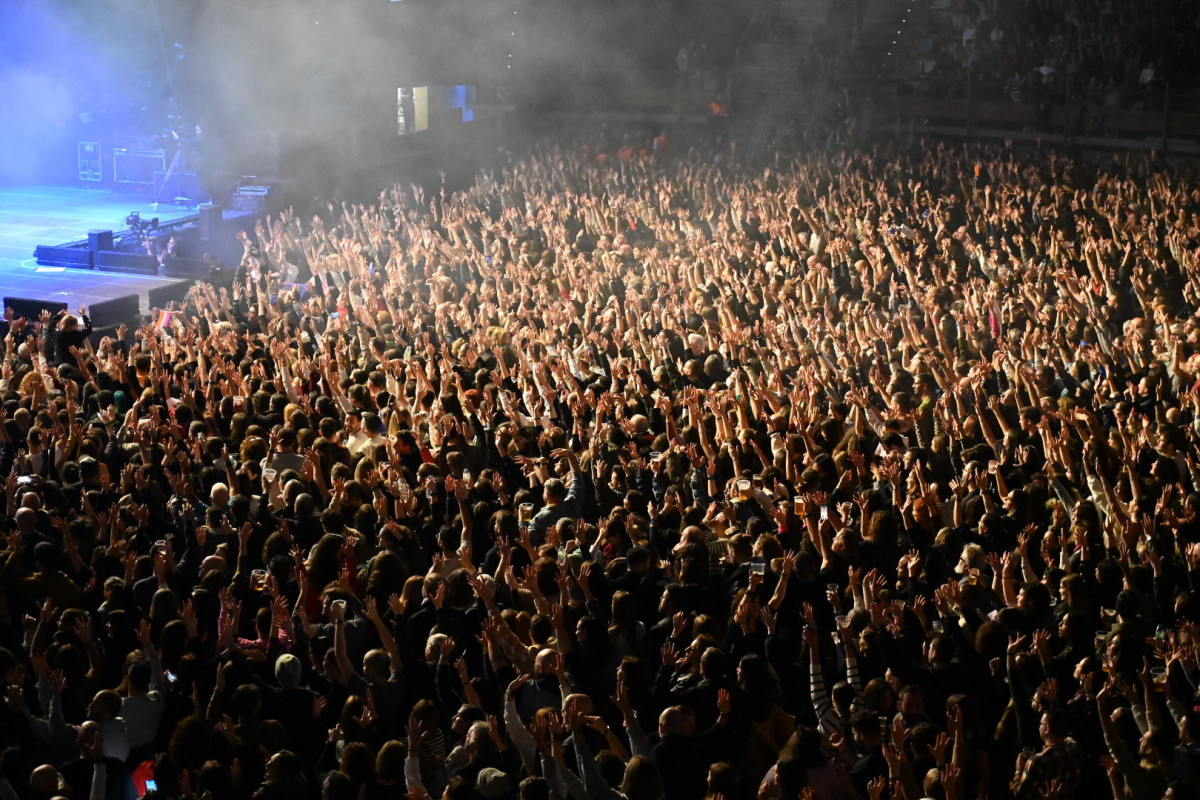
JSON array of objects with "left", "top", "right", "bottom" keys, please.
[
  {"left": 34, "top": 245, "right": 94, "bottom": 269},
  {"left": 88, "top": 230, "right": 114, "bottom": 252},
  {"left": 198, "top": 205, "right": 223, "bottom": 240},
  {"left": 153, "top": 170, "right": 205, "bottom": 201},
  {"left": 113, "top": 148, "right": 165, "bottom": 185},
  {"left": 89, "top": 319, "right": 140, "bottom": 350},
  {"left": 149, "top": 281, "right": 193, "bottom": 311},
  {"left": 234, "top": 185, "right": 269, "bottom": 212},
  {"left": 5, "top": 297, "right": 68, "bottom": 320},
  {"left": 95, "top": 251, "right": 158, "bottom": 275},
  {"left": 160, "top": 256, "right": 208, "bottom": 280},
  {"left": 89, "top": 294, "right": 140, "bottom": 329}
]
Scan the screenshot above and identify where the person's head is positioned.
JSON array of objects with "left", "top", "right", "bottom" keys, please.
[
  {"left": 519, "top": 776, "right": 551, "bottom": 800},
  {"left": 1039, "top": 707, "right": 1069, "bottom": 745},
  {"left": 620, "top": 755, "right": 662, "bottom": 800},
  {"left": 733, "top": 588, "right": 760, "bottom": 628},
  {"left": 16, "top": 508, "right": 38, "bottom": 534},
  {"left": 229, "top": 683, "right": 262, "bottom": 720},
  {"left": 276, "top": 427, "right": 298, "bottom": 452},
  {"left": 465, "top": 720, "right": 499, "bottom": 761},
  {"left": 29, "top": 764, "right": 64, "bottom": 797},
  {"left": 1017, "top": 581, "right": 1050, "bottom": 615},
  {"left": 563, "top": 692, "right": 593, "bottom": 720},
  {"left": 362, "top": 413, "right": 383, "bottom": 437},
  {"left": 125, "top": 658, "right": 151, "bottom": 696},
  {"left": 275, "top": 653, "right": 302, "bottom": 689},
  {"left": 451, "top": 704, "right": 487, "bottom": 737},
  {"left": 706, "top": 762, "right": 737, "bottom": 798},
  {"left": 658, "top": 706, "right": 685, "bottom": 738},
  {"left": 575, "top": 614, "right": 609, "bottom": 652},
  {"left": 956, "top": 542, "right": 983, "bottom": 575},
  {"left": 850, "top": 709, "right": 883, "bottom": 746},
  {"left": 1140, "top": 727, "right": 1174, "bottom": 768},
  {"left": 86, "top": 689, "right": 121, "bottom": 723},
  {"left": 899, "top": 685, "right": 924, "bottom": 718},
  {"left": 534, "top": 648, "right": 559, "bottom": 676},
  {"left": 322, "top": 771, "right": 354, "bottom": 800},
  {"left": 699, "top": 647, "right": 727, "bottom": 681},
  {"left": 475, "top": 767, "right": 511, "bottom": 800},
  {"left": 339, "top": 741, "right": 374, "bottom": 784},
  {"left": 265, "top": 750, "right": 304, "bottom": 784},
  {"left": 543, "top": 477, "right": 567, "bottom": 506},
  {"left": 362, "top": 648, "right": 389, "bottom": 684},
  {"left": 424, "top": 631, "right": 449, "bottom": 664},
  {"left": 77, "top": 720, "right": 103, "bottom": 759},
  {"left": 1116, "top": 588, "right": 1143, "bottom": 623},
  {"left": 33, "top": 540, "right": 64, "bottom": 574},
  {"left": 409, "top": 698, "right": 439, "bottom": 735},
  {"left": 831, "top": 680, "right": 857, "bottom": 716}
]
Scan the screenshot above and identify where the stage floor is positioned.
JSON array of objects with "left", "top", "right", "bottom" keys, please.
[{"left": 0, "top": 184, "right": 194, "bottom": 311}]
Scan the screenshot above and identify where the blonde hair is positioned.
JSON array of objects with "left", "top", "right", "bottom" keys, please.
[{"left": 18, "top": 371, "right": 45, "bottom": 394}]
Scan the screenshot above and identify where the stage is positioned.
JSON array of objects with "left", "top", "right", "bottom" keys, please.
[{"left": 0, "top": 185, "right": 197, "bottom": 312}]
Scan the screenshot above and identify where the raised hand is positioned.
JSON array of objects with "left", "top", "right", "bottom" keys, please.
[
  {"left": 717, "top": 688, "right": 732, "bottom": 717},
  {"left": 136, "top": 619, "right": 153, "bottom": 649},
  {"left": 364, "top": 596, "right": 381, "bottom": 622},
  {"left": 930, "top": 731, "right": 950, "bottom": 766},
  {"left": 506, "top": 674, "right": 529, "bottom": 698}
]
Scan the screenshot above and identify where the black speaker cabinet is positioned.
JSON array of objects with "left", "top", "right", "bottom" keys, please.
[{"left": 88, "top": 230, "right": 114, "bottom": 252}]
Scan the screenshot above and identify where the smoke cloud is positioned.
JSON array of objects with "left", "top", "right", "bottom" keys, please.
[{"left": 0, "top": 0, "right": 752, "bottom": 191}]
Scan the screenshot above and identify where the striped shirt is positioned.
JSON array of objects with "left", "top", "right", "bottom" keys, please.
[{"left": 811, "top": 650, "right": 864, "bottom": 741}]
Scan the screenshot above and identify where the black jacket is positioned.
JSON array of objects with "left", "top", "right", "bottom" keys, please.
[{"left": 51, "top": 315, "right": 92, "bottom": 366}]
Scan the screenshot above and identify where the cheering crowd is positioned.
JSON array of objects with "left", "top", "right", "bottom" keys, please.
[
  {"left": 3, "top": 134, "right": 1200, "bottom": 800},
  {"left": 908, "top": 0, "right": 1200, "bottom": 112}
]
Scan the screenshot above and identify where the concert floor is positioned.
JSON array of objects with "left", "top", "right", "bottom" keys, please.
[{"left": 0, "top": 184, "right": 194, "bottom": 311}]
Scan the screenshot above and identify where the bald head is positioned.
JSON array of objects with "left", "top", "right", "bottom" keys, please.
[
  {"left": 564, "top": 692, "right": 593, "bottom": 717},
  {"left": 659, "top": 706, "right": 685, "bottom": 737},
  {"left": 534, "top": 648, "right": 559, "bottom": 676},
  {"left": 30, "top": 765, "right": 61, "bottom": 794},
  {"left": 87, "top": 689, "right": 121, "bottom": 722},
  {"left": 14, "top": 507, "right": 37, "bottom": 531},
  {"left": 200, "top": 554, "right": 228, "bottom": 575}
]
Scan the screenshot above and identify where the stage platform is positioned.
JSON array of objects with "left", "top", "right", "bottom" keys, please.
[{"left": 0, "top": 185, "right": 195, "bottom": 312}]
